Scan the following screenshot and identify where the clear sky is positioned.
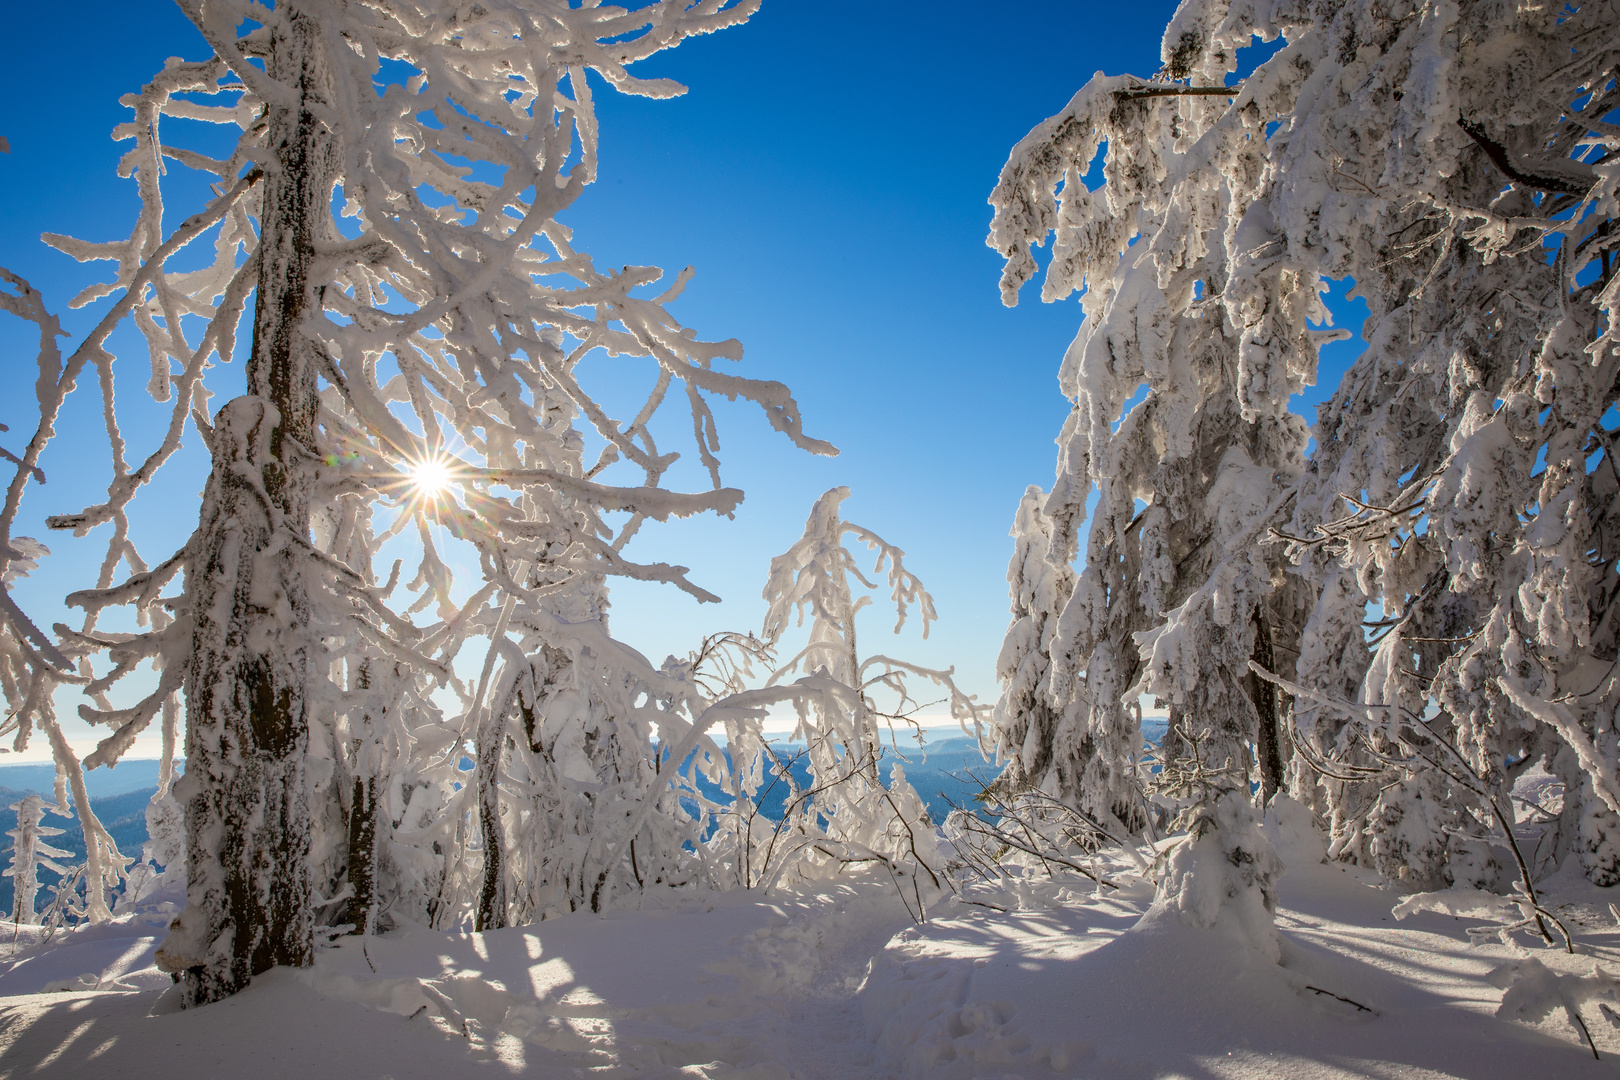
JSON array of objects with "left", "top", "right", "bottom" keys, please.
[{"left": 0, "top": 1, "right": 1366, "bottom": 760}]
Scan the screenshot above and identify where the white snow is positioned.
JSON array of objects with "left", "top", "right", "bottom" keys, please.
[{"left": 2, "top": 849, "right": 1616, "bottom": 1078}]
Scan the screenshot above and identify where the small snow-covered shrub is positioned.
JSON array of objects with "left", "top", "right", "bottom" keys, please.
[
  {"left": 1572, "top": 776, "right": 1620, "bottom": 888},
  {"left": 1157, "top": 791, "right": 1284, "bottom": 961},
  {"left": 1363, "top": 777, "right": 1451, "bottom": 889}
]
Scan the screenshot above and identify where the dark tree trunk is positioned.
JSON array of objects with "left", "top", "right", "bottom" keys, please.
[
  {"left": 474, "top": 706, "right": 509, "bottom": 932},
  {"left": 159, "top": 8, "right": 335, "bottom": 1007},
  {"left": 346, "top": 661, "right": 383, "bottom": 936},
  {"left": 1250, "top": 609, "right": 1285, "bottom": 807},
  {"left": 346, "top": 773, "right": 379, "bottom": 935}
]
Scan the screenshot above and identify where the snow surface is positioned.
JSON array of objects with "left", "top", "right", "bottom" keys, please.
[{"left": 2, "top": 844, "right": 1616, "bottom": 1079}]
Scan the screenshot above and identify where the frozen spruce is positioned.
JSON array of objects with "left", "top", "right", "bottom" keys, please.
[
  {"left": 986, "top": 0, "right": 1620, "bottom": 908},
  {"left": 991, "top": 485, "right": 1083, "bottom": 800},
  {"left": 718, "top": 487, "right": 987, "bottom": 917},
  {"left": 986, "top": 0, "right": 1319, "bottom": 835},
  {"left": 1155, "top": 790, "right": 1285, "bottom": 961},
  {"left": 4, "top": 796, "right": 70, "bottom": 926},
  {"left": 8, "top": 0, "right": 844, "bottom": 1007}
]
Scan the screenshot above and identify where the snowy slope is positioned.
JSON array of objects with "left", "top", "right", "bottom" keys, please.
[{"left": 1, "top": 843, "right": 1615, "bottom": 1079}]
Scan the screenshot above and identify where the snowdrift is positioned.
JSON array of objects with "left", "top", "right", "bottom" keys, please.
[{"left": 1, "top": 845, "right": 1615, "bottom": 1079}]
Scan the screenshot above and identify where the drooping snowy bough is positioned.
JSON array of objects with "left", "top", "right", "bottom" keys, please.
[
  {"left": 0, "top": 0, "right": 853, "bottom": 1006},
  {"left": 986, "top": 3, "right": 1322, "bottom": 839},
  {"left": 988, "top": 0, "right": 1620, "bottom": 907}
]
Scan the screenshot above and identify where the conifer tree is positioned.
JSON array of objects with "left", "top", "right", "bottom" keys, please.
[
  {"left": 18, "top": 0, "right": 832, "bottom": 1006},
  {"left": 5, "top": 796, "right": 70, "bottom": 925},
  {"left": 991, "top": 486, "right": 1081, "bottom": 798},
  {"left": 989, "top": 0, "right": 1620, "bottom": 906},
  {"left": 987, "top": 10, "right": 1323, "bottom": 832},
  {"left": 747, "top": 487, "right": 984, "bottom": 916}
]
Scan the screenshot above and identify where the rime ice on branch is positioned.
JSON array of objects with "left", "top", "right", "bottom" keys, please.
[
  {"left": 744, "top": 487, "right": 987, "bottom": 918},
  {"left": 5, "top": 796, "right": 70, "bottom": 926},
  {"left": 23, "top": 0, "right": 840, "bottom": 1006},
  {"left": 987, "top": 0, "right": 1620, "bottom": 901}
]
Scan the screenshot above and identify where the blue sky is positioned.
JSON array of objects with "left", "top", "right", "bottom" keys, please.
[{"left": 0, "top": 1, "right": 1367, "bottom": 756}]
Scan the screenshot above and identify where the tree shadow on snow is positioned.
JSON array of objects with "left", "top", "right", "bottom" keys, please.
[{"left": 861, "top": 888, "right": 1611, "bottom": 1080}]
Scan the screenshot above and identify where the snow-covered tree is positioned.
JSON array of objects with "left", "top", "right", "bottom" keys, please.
[
  {"left": 463, "top": 608, "right": 748, "bottom": 927},
  {"left": 990, "top": 485, "right": 1081, "bottom": 799},
  {"left": 4, "top": 795, "right": 70, "bottom": 925},
  {"left": 434, "top": 486, "right": 991, "bottom": 924},
  {"left": 12, "top": 0, "right": 840, "bottom": 1006},
  {"left": 1260, "top": 0, "right": 1620, "bottom": 897},
  {"left": 743, "top": 487, "right": 986, "bottom": 917},
  {"left": 989, "top": 0, "right": 1620, "bottom": 913},
  {"left": 1148, "top": 0, "right": 1620, "bottom": 899},
  {"left": 986, "top": 7, "right": 1322, "bottom": 834}
]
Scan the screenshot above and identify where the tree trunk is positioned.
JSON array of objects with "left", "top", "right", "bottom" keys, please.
[
  {"left": 346, "top": 661, "right": 383, "bottom": 936},
  {"left": 474, "top": 698, "right": 509, "bottom": 932},
  {"left": 1250, "top": 609, "right": 1284, "bottom": 807},
  {"left": 157, "top": 8, "right": 335, "bottom": 1007},
  {"left": 346, "top": 773, "right": 379, "bottom": 935}
]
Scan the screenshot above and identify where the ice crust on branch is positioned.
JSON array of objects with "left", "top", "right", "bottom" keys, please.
[
  {"left": 4, "top": 796, "right": 70, "bottom": 925},
  {"left": 729, "top": 488, "right": 987, "bottom": 917},
  {"left": 0, "top": 0, "right": 872, "bottom": 998},
  {"left": 986, "top": 0, "right": 1620, "bottom": 899}
]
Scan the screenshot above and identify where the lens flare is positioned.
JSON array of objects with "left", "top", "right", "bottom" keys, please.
[{"left": 406, "top": 454, "right": 457, "bottom": 501}]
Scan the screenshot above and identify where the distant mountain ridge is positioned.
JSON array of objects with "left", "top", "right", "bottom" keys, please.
[{"left": 0, "top": 760, "right": 168, "bottom": 801}]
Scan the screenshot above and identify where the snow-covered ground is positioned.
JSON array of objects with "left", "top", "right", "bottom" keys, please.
[{"left": 0, "top": 817, "right": 1615, "bottom": 1080}]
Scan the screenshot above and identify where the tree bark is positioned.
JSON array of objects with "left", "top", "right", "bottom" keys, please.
[
  {"left": 474, "top": 698, "right": 509, "bottom": 932},
  {"left": 346, "top": 661, "right": 383, "bottom": 937},
  {"left": 346, "top": 773, "right": 379, "bottom": 935},
  {"left": 157, "top": 8, "right": 335, "bottom": 1007},
  {"left": 1250, "top": 609, "right": 1285, "bottom": 807}
]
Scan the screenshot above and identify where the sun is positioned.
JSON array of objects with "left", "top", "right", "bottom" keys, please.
[{"left": 405, "top": 454, "right": 458, "bottom": 501}]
